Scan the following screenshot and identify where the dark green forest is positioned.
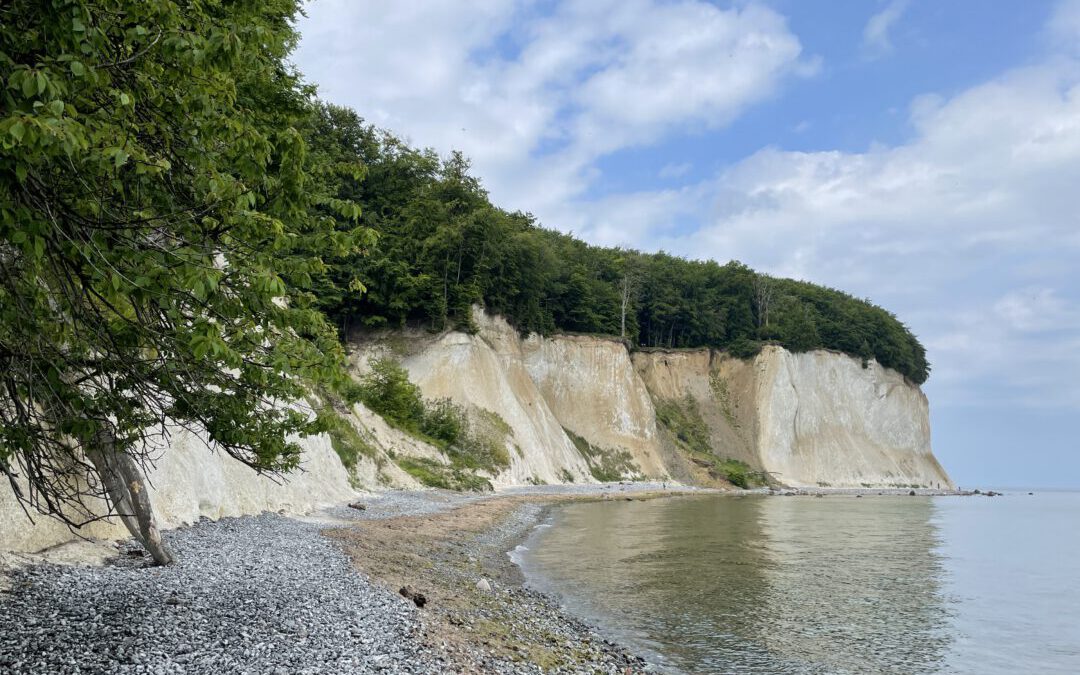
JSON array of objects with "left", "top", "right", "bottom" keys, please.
[{"left": 305, "top": 105, "right": 930, "bottom": 384}]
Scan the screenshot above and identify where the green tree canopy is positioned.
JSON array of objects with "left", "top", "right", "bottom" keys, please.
[
  {"left": 0, "top": 0, "right": 369, "bottom": 562},
  {"left": 305, "top": 106, "right": 930, "bottom": 384}
]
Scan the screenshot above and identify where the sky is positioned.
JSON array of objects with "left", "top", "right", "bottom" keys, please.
[{"left": 293, "top": 0, "right": 1080, "bottom": 489}]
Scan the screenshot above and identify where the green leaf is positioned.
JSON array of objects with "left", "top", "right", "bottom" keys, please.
[
  {"left": 70, "top": 61, "right": 85, "bottom": 77},
  {"left": 9, "top": 121, "right": 25, "bottom": 142}
]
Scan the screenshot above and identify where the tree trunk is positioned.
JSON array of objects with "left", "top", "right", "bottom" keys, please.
[{"left": 87, "top": 429, "right": 174, "bottom": 565}]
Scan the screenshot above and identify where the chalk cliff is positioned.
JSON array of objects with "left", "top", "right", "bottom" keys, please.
[
  {"left": 0, "top": 425, "right": 358, "bottom": 554},
  {"left": 1, "top": 308, "right": 952, "bottom": 554},
  {"left": 632, "top": 345, "right": 953, "bottom": 489},
  {"left": 352, "top": 309, "right": 952, "bottom": 490}
]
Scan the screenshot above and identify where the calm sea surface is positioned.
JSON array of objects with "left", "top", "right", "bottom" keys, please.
[{"left": 516, "top": 492, "right": 1080, "bottom": 674}]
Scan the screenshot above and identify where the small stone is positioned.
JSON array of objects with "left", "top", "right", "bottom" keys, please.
[
  {"left": 399, "top": 585, "right": 427, "bottom": 608},
  {"left": 475, "top": 578, "right": 493, "bottom": 594}
]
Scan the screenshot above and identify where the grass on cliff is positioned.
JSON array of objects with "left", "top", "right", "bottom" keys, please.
[
  {"left": 324, "top": 411, "right": 379, "bottom": 471},
  {"left": 654, "top": 395, "right": 766, "bottom": 488},
  {"left": 654, "top": 395, "right": 712, "bottom": 455},
  {"left": 564, "top": 428, "right": 642, "bottom": 482},
  {"left": 396, "top": 457, "right": 492, "bottom": 492},
  {"left": 713, "top": 458, "right": 760, "bottom": 489},
  {"left": 352, "top": 357, "right": 462, "bottom": 447},
  {"left": 449, "top": 407, "right": 512, "bottom": 474},
  {"left": 308, "top": 387, "right": 380, "bottom": 473},
  {"left": 708, "top": 372, "right": 740, "bottom": 429}
]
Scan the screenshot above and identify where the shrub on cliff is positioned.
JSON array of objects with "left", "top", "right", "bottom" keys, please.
[
  {"left": 355, "top": 358, "right": 511, "bottom": 475},
  {"left": 355, "top": 358, "right": 462, "bottom": 446}
]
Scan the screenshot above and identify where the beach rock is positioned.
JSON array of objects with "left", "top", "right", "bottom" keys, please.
[
  {"left": 399, "top": 585, "right": 427, "bottom": 608},
  {"left": 909, "top": 490, "right": 917, "bottom": 496},
  {"left": 348, "top": 501, "right": 367, "bottom": 511},
  {"left": 475, "top": 578, "right": 493, "bottom": 594}
]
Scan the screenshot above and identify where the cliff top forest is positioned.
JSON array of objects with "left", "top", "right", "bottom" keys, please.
[{"left": 307, "top": 104, "right": 930, "bottom": 384}]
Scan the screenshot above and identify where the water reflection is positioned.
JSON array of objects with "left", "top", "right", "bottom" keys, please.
[{"left": 519, "top": 495, "right": 951, "bottom": 674}]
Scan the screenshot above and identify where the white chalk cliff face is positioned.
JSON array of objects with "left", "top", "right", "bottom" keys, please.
[
  {"left": 752, "top": 347, "right": 952, "bottom": 489},
  {"left": 354, "top": 308, "right": 952, "bottom": 490},
  {"left": 521, "top": 333, "right": 668, "bottom": 478},
  {"left": 1, "top": 308, "right": 952, "bottom": 554},
  {"left": 631, "top": 344, "right": 953, "bottom": 489},
  {"left": 358, "top": 312, "right": 597, "bottom": 487},
  {"left": 0, "top": 426, "right": 359, "bottom": 554}
]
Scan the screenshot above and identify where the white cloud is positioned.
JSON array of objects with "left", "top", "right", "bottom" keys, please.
[
  {"left": 580, "top": 51, "right": 1080, "bottom": 409},
  {"left": 993, "top": 288, "right": 1075, "bottom": 334},
  {"left": 1049, "top": 0, "right": 1080, "bottom": 50},
  {"left": 862, "top": 0, "right": 910, "bottom": 57},
  {"left": 293, "top": 0, "right": 814, "bottom": 217}
]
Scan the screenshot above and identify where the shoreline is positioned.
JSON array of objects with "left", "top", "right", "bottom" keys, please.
[
  {"left": 323, "top": 482, "right": 986, "bottom": 672},
  {"left": 0, "top": 482, "right": 702, "bottom": 674},
  {"left": 325, "top": 482, "right": 710, "bottom": 673},
  {"left": 0, "top": 482, "right": 994, "bottom": 674}
]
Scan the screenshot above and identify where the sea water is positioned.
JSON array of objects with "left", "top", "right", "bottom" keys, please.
[{"left": 516, "top": 492, "right": 1080, "bottom": 674}]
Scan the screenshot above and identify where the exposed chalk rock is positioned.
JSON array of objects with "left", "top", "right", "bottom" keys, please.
[
  {"left": 0, "top": 425, "right": 358, "bottom": 554},
  {"left": 2, "top": 308, "right": 953, "bottom": 556}
]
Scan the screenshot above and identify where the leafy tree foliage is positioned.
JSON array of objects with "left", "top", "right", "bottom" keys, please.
[
  {"left": 307, "top": 106, "right": 930, "bottom": 383},
  {"left": 353, "top": 358, "right": 462, "bottom": 447},
  {"left": 0, "top": 0, "right": 369, "bottom": 562}
]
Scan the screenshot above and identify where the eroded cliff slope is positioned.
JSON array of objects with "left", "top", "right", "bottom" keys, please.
[
  {"left": 2, "top": 309, "right": 952, "bottom": 554},
  {"left": 350, "top": 308, "right": 952, "bottom": 490},
  {"left": 633, "top": 346, "right": 953, "bottom": 489}
]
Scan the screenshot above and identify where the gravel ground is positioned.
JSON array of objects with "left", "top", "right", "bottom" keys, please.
[
  {"left": 0, "top": 485, "right": 684, "bottom": 674},
  {"left": 0, "top": 511, "right": 447, "bottom": 674}
]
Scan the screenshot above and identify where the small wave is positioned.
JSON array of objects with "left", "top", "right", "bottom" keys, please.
[{"left": 507, "top": 543, "right": 530, "bottom": 566}]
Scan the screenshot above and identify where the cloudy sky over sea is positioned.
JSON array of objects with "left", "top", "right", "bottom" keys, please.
[{"left": 294, "top": 0, "right": 1080, "bottom": 488}]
